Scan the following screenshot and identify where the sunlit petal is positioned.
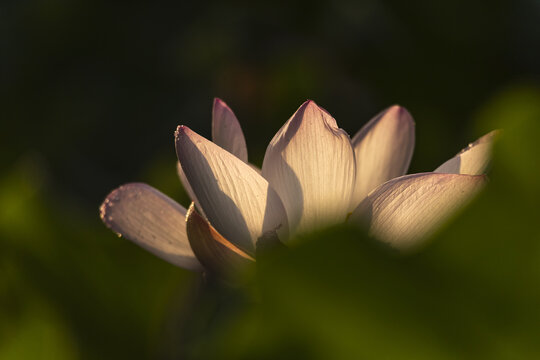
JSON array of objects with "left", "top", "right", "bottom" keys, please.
[
  {"left": 99, "top": 183, "right": 202, "bottom": 271},
  {"left": 351, "top": 105, "right": 415, "bottom": 206},
  {"left": 186, "top": 203, "right": 254, "bottom": 276},
  {"left": 176, "top": 126, "right": 288, "bottom": 255},
  {"left": 212, "top": 98, "right": 248, "bottom": 162},
  {"left": 262, "top": 100, "right": 356, "bottom": 235},
  {"left": 434, "top": 131, "right": 498, "bottom": 175},
  {"left": 350, "top": 173, "right": 486, "bottom": 249}
]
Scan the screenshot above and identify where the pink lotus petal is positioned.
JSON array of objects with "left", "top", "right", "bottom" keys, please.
[{"left": 100, "top": 183, "right": 202, "bottom": 271}]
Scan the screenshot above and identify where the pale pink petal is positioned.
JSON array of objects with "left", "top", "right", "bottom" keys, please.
[
  {"left": 262, "top": 100, "right": 356, "bottom": 235},
  {"left": 176, "top": 126, "right": 288, "bottom": 255},
  {"left": 212, "top": 98, "right": 248, "bottom": 162},
  {"left": 100, "top": 183, "right": 202, "bottom": 271},
  {"left": 350, "top": 173, "right": 486, "bottom": 249},
  {"left": 434, "top": 131, "right": 498, "bottom": 175},
  {"left": 351, "top": 105, "right": 415, "bottom": 206}
]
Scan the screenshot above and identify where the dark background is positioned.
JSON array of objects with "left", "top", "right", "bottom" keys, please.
[{"left": 1, "top": 0, "right": 540, "bottom": 359}]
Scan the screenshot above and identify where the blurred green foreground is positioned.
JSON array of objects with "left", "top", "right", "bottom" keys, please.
[{"left": 1, "top": 84, "right": 540, "bottom": 359}]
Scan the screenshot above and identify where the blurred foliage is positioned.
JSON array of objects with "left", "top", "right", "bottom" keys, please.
[
  {"left": 1, "top": 0, "right": 540, "bottom": 359},
  {"left": 0, "top": 158, "right": 200, "bottom": 359}
]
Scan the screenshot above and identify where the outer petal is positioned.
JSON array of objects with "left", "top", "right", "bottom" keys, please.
[
  {"left": 262, "top": 100, "right": 356, "bottom": 235},
  {"left": 99, "top": 183, "right": 202, "bottom": 271},
  {"left": 186, "top": 203, "right": 254, "bottom": 276},
  {"left": 351, "top": 105, "right": 415, "bottom": 206},
  {"left": 434, "top": 130, "right": 498, "bottom": 175},
  {"left": 350, "top": 173, "right": 486, "bottom": 249},
  {"left": 212, "top": 98, "right": 248, "bottom": 162},
  {"left": 176, "top": 126, "right": 288, "bottom": 255}
]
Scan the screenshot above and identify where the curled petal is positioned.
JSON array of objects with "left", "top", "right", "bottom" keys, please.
[
  {"left": 100, "top": 183, "right": 202, "bottom": 271},
  {"left": 262, "top": 100, "right": 356, "bottom": 235},
  {"left": 212, "top": 98, "right": 248, "bottom": 162},
  {"left": 350, "top": 173, "right": 487, "bottom": 249},
  {"left": 176, "top": 126, "right": 288, "bottom": 255},
  {"left": 435, "top": 131, "right": 499, "bottom": 175},
  {"left": 351, "top": 105, "right": 415, "bottom": 206},
  {"left": 186, "top": 203, "right": 254, "bottom": 276}
]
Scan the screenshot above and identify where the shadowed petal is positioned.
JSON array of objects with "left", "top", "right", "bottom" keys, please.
[
  {"left": 350, "top": 173, "right": 486, "bottom": 249},
  {"left": 262, "top": 100, "right": 356, "bottom": 235},
  {"left": 176, "top": 126, "right": 288, "bottom": 255},
  {"left": 434, "top": 131, "right": 498, "bottom": 175},
  {"left": 176, "top": 99, "right": 248, "bottom": 213},
  {"left": 351, "top": 105, "right": 415, "bottom": 206},
  {"left": 176, "top": 161, "right": 205, "bottom": 216},
  {"left": 212, "top": 98, "right": 248, "bottom": 162},
  {"left": 186, "top": 203, "right": 254, "bottom": 276},
  {"left": 99, "top": 183, "right": 202, "bottom": 271}
]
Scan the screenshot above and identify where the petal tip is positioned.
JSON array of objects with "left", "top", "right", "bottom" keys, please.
[
  {"left": 478, "top": 129, "right": 501, "bottom": 144},
  {"left": 174, "top": 125, "right": 193, "bottom": 140},
  {"left": 99, "top": 197, "right": 110, "bottom": 223},
  {"left": 293, "top": 99, "right": 335, "bottom": 126},
  {"left": 174, "top": 124, "right": 184, "bottom": 136},
  {"left": 99, "top": 182, "right": 145, "bottom": 232},
  {"left": 388, "top": 104, "right": 414, "bottom": 125},
  {"left": 297, "top": 99, "right": 321, "bottom": 113},
  {"left": 213, "top": 97, "right": 229, "bottom": 110}
]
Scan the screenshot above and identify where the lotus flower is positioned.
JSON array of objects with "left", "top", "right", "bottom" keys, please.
[{"left": 100, "top": 99, "right": 496, "bottom": 274}]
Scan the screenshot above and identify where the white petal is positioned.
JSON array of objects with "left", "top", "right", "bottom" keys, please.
[
  {"left": 350, "top": 173, "right": 486, "bottom": 249},
  {"left": 100, "top": 183, "right": 202, "bottom": 271},
  {"left": 261, "top": 100, "right": 356, "bottom": 235},
  {"left": 212, "top": 98, "right": 248, "bottom": 162},
  {"left": 176, "top": 126, "right": 288, "bottom": 255},
  {"left": 434, "top": 131, "right": 498, "bottom": 175},
  {"left": 351, "top": 105, "right": 415, "bottom": 206}
]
